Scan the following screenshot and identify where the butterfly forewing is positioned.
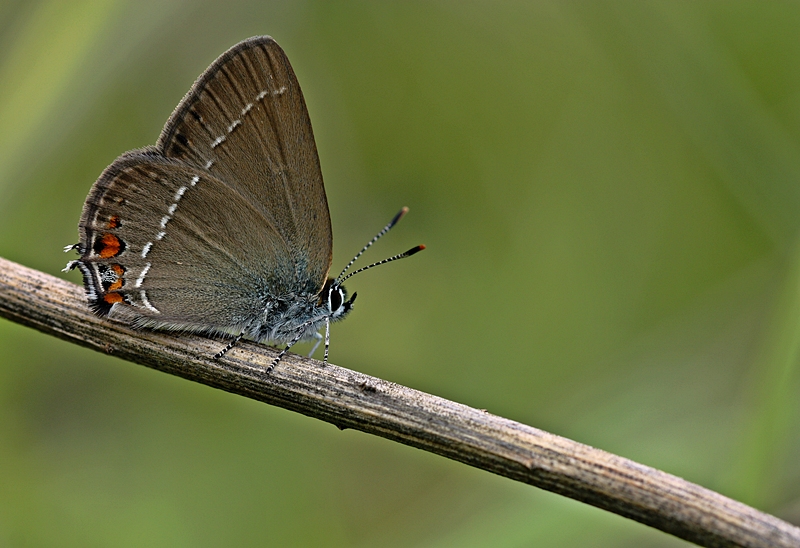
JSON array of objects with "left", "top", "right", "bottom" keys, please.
[{"left": 157, "top": 36, "right": 332, "bottom": 294}]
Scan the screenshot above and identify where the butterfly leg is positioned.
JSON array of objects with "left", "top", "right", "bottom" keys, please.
[
  {"left": 307, "top": 332, "right": 323, "bottom": 357},
  {"left": 269, "top": 325, "right": 315, "bottom": 372},
  {"left": 323, "top": 318, "right": 331, "bottom": 366},
  {"left": 214, "top": 329, "right": 246, "bottom": 360}
]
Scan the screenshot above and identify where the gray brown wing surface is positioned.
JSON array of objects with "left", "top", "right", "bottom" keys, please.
[{"left": 157, "top": 36, "right": 332, "bottom": 295}]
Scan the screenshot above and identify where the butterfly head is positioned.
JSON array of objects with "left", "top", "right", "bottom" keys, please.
[{"left": 321, "top": 278, "right": 357, "bottom": 321}]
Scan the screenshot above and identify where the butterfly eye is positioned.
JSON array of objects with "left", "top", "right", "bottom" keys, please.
[{"left": 328, "top": 285, "right": 344, "bottom": 313}]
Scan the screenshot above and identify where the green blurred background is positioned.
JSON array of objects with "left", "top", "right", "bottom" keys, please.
[{"left": 1, "top": 1, "right": 799, "bottom": 546}]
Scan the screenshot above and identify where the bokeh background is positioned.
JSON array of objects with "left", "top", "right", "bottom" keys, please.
[{"left": 1, "top": 1, "right": 799, "bottom": 546}]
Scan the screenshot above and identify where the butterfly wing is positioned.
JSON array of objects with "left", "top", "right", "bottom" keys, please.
[
  {"left": 76, "top": 151, "right": 294, "bottom": 332},
  {"left": 72, "top": 36, "right": 331, "bottom": 335},
  {"left": 159, "top": 36, "right": 332, "bottom": 293}
]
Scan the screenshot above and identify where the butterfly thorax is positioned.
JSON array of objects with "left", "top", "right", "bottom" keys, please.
[{"left": 251, "top": 280, "right": 352, "bottom": 344}]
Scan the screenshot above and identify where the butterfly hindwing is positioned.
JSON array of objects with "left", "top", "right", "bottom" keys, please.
[{"left": 76, "top": 151, "right": 292, "bottom": 334}]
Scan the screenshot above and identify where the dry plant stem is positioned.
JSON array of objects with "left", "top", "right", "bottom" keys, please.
[{"left": 1, "top": 256, "right": 798, "bottom": 548}]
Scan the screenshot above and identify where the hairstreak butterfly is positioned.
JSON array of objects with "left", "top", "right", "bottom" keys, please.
[{"left": 63, "top": 36, "right": 424, "bottom": 371}]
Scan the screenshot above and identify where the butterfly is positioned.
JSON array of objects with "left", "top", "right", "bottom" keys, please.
[{"left": 64, "top": 36, "right": 423, "bottom": 371}]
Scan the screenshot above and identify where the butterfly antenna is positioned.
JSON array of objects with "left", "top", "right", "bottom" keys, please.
[
  {"left": 336, "top": 207, "right": 410, "bottom": 283},
  {"left": 337, "top": 245, "right": 425, "bottom": 285}
]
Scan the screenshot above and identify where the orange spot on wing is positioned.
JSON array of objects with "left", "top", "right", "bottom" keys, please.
[
  {"left": 107, "top": 215, "right": 121, "bottom": 228},
  {"left": 98, "top": 234, "right": 122, "bottom": 258},
  {"left": 103, "top": 292, "right": 124, "bottom": 304}
]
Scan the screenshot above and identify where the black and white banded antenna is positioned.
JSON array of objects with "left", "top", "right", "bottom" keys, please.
[{"left": 334, "top": 207, "right": 425, "bottom": 288}]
